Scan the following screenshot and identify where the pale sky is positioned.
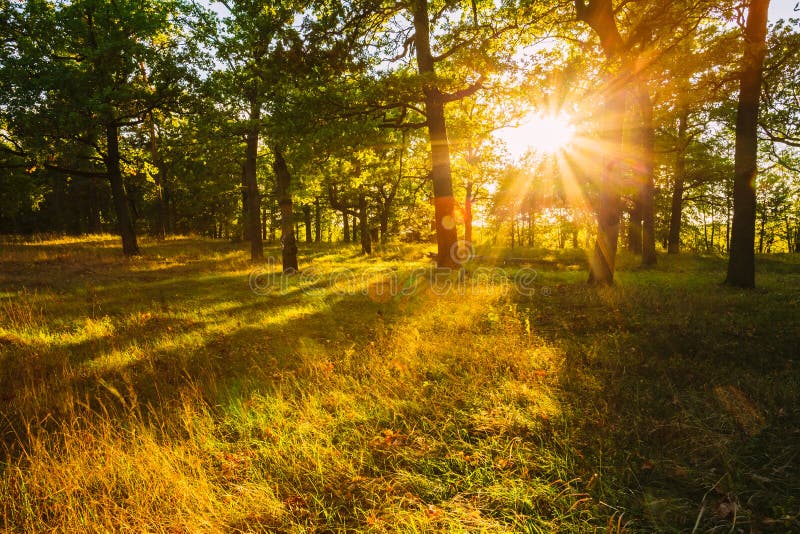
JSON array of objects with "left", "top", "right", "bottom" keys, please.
[
  {"left": 770, "top": 1, "right": 799, "bottom": 22},
  {"left": 199, "top": 1, "right": 799, "bottom": 24}
]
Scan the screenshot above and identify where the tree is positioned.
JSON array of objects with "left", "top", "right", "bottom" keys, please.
[
  {"left": 1, "top": 0, "right": 199, "bottom": 255},
  {"left": 357, "top": 0, "right": 519, "bottom": 267},
  {"left": 574, "top": 0, "right": 627, "bottom": 284},
  {"left": 212, "top": 1, "right": 309, "bottom": 262},
  {"left": 725, "top": 0, "right": 771, "bottom": 288}
]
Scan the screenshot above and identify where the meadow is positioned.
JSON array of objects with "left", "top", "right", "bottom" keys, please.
[{"left": 0, "top": 235, "right": 798, "bottom": 532}]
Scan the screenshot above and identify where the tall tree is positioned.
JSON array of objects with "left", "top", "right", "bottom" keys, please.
[
  {"left": 1, "top": 0, "right": 198, "bottom": 255},
  {"left": 213, "top": 1, "right": 307, "bottom": 262},
  {"left": 575, "top": 0, "right": 627, "bottom": 284},
  {"left": 357, "top": 0, "right": 517, "bottom": 267},
  {"left": 272, "top": 147, "right": 299, "bottom": 272},
  {"left": 725, "top": 0, "right": 771, "bottom": 287}
]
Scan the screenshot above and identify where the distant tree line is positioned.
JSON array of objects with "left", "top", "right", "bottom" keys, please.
[{"left": 1, "top": 0, "right": 798, "bottom": 285}]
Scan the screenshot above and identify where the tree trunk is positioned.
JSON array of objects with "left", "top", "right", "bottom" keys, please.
[
  {"left": 758, "top": 210, "right": 767, "bottom": 253},
  {"left": 575, "top": 0, "right": 627, "bottom": 284},
  {"left": 627, "top": 205, "right": 642, "bottom": 253},
  {"left": 464, "top": 181, "right": 473, "bottom": 244},
  {"left": 244, "top": 98, "right": 264, "bottom": 261},
  {"left": 711, "top": 209, "right": 717, "bottom": 252},
  {"left": 105, "top": 122, "right": 139, "bottom": 256},
  {"left": 273, "top": 147, "right": 298, "bottom": 273},
  {"left": 726, "top": 0, "right": 770, "bottom": 287},
  {"left": 303, "top": 204, "right": 313, "bottom": 243},
  {"left": 668, "top": 107, "right": 689, "bottom": 254},
  {"left": 359, "top": 190, "right": 371, "bottom": 254},
  {"left": 637, "top": 83, "right": 657, "bottom": 265},
  {"left": 314, "top": 197, "right": 321, "bottom": 243},
  {"left": 588, "top": 90, "right": 625, "bottom": 284},
  {"left": 411, "top": 0, "right": 459, "bottom": 268},
  {"left": 342, "top": 210, "right": 350, "bottom": 242}
]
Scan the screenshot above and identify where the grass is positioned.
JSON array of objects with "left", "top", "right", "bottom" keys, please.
[{"left": 0, "top": 235, "right": 798, "bottom": 532}]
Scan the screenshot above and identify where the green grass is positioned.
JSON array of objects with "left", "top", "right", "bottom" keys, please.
[{"left": 1, "top": 235, "right": 798, "bottom": 532}]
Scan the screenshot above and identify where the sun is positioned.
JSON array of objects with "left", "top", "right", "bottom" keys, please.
[{"left": 497, "top": 113, "right": 575, "bottom": 158}]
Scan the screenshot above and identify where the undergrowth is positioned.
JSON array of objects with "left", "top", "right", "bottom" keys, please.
[{"left": 0, "top": 236, "right": 798, "bottom": 532}]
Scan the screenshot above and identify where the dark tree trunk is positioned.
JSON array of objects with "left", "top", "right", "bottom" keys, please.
[
  {"left": 273, "top": 147, "right": 298, "bottom": 273},
  {"left": 628, "top": 205, "right": 642, "bottom": 253},
  {"left": 758, "top": 210, "right": 767, "bottom": 253},
  {"left": 351, "top": 213, "right": 358, "bottom": 243},
  {"left": 726, "top": 0, "right": 770, "bottom": 288},
  {"left": 668, "top": 107, "right": 689, "bottom": 254},
  {"left": 303, "top": 204, "right": 313, "bottom": 243},
  {"left": 668, "top": 172, "right": 685, "bottom": 255},
  {"left": 412, "top": 0, "right": 459, "bottom": 268},
  {"left": 342, "top": 210, "right": 350, "bottom": 242},
  {"left": 359, "top": 190, "right": 371, "bottom": 254},
  {"left": 711, "top": 210, "right": 717, "bottom": 252},
  {"left": 105, "top": 123, "right": 139, "bottom": 256},
  {"left": 464, "top": 181, "right": 473, "bottom": 244},
  {"left": 637, "top": 84, "right": 657, "bottom": 265},
  {"left": 314, "top": 197, "right": 321, "bottom": 243},
  {"left": 244, "top": 98, "right": 264, "bottom": 261}
]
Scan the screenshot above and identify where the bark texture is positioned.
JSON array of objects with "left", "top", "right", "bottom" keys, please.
[{"left": 726, "top": 0, "right": 770, "bottom": 288}]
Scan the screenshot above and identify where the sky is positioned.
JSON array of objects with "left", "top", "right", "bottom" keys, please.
[
  {"left": 770, "top": 1, "right": 799, "bottom": 22},
  {"left": 199, "top": 0, "right": 799, "bottom": 23}
]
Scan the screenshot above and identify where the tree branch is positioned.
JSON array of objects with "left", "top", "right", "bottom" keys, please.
[{"left": 440, "top": 76, "right": 484, "bottom": 103}]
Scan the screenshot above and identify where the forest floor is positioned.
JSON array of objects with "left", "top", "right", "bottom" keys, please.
[{"left": 0, "top": 235, "right": 798, "bottom": 533}]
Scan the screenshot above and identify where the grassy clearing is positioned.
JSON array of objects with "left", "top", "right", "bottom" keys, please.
[{"left": 0, "top": 236, "right": 798, "bottom": 532}]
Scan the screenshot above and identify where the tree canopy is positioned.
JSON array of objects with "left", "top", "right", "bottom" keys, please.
[{"left": 1, "top": 0, "right": 798, "bottom": 285}]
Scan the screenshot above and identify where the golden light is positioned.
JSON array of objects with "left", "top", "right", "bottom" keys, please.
[{"left": 497, "top": 114, "right": 576, "bottom": 158}]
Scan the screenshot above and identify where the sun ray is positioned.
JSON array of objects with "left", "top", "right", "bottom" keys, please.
[{"left": 496, "top": 113, "right": 576, "bottom": 159}]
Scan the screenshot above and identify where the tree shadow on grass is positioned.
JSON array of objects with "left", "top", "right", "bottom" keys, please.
[
  {"left": 0, "top": 267, "right": 394, "bottom": 457},
  {"left": 511, "top": 273, "right": 800, "bottom": 531}
]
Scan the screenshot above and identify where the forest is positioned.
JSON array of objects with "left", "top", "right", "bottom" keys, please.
[{"left": 1, "top": 0, "right": 799, "bottom": 531}]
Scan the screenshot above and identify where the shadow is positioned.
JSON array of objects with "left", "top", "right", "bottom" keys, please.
[
  {"left": 2, "top": 239, "right": 798, "bottom": 531},
  {"left": 510, "top": 271, "right": 800, "bottom": 531},
  {"left": 0, "top": 249, "right": 401, "bottom": 456}
]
